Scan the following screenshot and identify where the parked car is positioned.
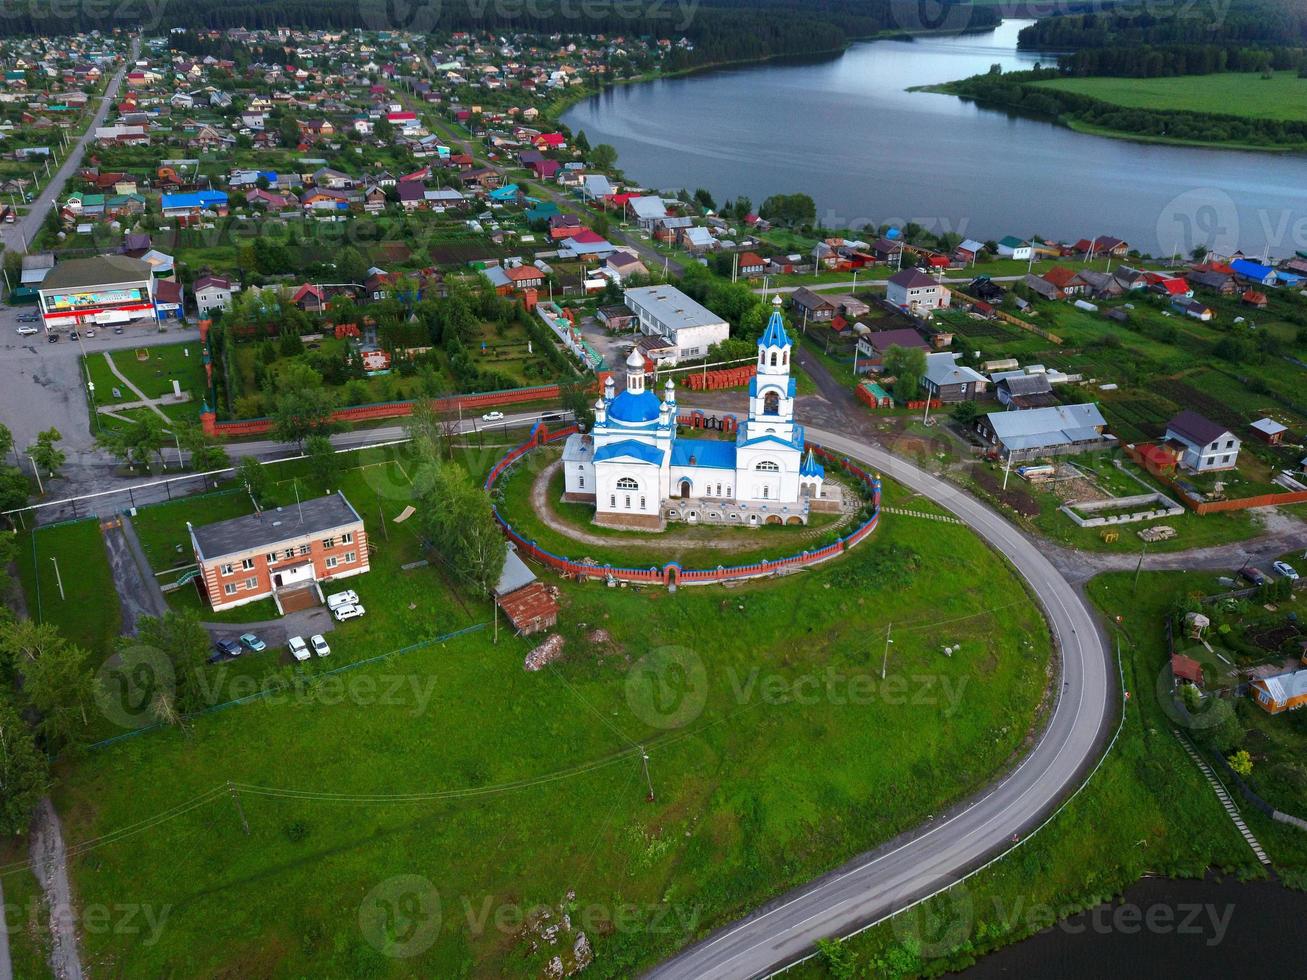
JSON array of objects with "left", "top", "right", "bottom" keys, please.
[
  {"left": 16, "top": 325, "right": 37, "bottom": 336},
  {"left": 84, "top": 329, "right": 95, "bottom": 338},
  {"left": 326, "top": 589, "right": 358, "bottom": 610},
  {"left": 288, "top": 635, "right": 310, "bottom": 662},
  {"left": 239, "top": 632, "right": 267, "bottom": 652},
  {"left": 46, "top": 333, "right": 58, "bottom": 343},
  {"left": 207, "top": 638, "right": 241, "bottom": 663},
  {"left": 1273, "top": 560, "right": 1300, "bottom": 581},
  {"left": 113, "top": 324, "right": 124, "bottom": 334},
  {"left": 1241, "top": 566, "right": 1269, "bottom": 587},
  {"left": 332, "top": 603, "right": 365, "bottom": 622},
  {"left": 310, "top": 634, "right": 331, "bottom": 658},
  {"left": 69, "top": 330, "right": 79, "bottom": 340},
  {"left": 481, "top": 410, "right": 505, "bottom": 423},
  {"left": 16, "top": 312, "right": 37, "bottom": 322}
]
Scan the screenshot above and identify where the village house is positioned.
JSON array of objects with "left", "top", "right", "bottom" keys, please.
[
  {"left": 978, "top": 403, "right": 1115, "bottom": 461},
  {"left": 922, "top": 352, "right": 987, "bottom": 403},
  {"left": 1163, "top": 410, "right": 1240, "bottom": 472},
  {"left": 789, "top": 287, "right": 836, "bottom": 323},
  {"left": 193, "top": 274, "right": 234, "bottom": 315},
  {"left": 887, "top": 268, "right": 950, "bottom": 315}
]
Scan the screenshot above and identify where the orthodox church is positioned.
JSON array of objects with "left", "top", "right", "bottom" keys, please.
[{"left": 562, "top": 297, "right": 836, "bottom": 530}]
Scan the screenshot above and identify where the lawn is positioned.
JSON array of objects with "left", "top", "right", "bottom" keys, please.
[
  {"left": 1036, "top": 72, "right": 1307, "bottom": 124},
  {"left": 14, "top": 519, "right": 121, "bottom": 656},
  {"left": 797, "top": 569, "right": 1266, "bottom": 977},
  {"left": 23, "top": 445, "right": 1056, "bottom": 976}
]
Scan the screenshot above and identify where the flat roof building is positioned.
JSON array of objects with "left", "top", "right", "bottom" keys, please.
[
  {"left": 188, "top": 492, "right": 369, "bottom": 611},
  {"left": 38, "top": 254, "right": 155, "bottom": 332},
  {"left": 623, "top": 284, "right": 729, "bottom": 362}
]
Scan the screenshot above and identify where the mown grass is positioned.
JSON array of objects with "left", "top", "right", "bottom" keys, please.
[
  {"left": 795, "top": 569, "right": 1265, "bottom": 977},
  {"left": 14, "top": 519, "right": 121, "bottom": 655},
  {"left": 22, "top": 452, "right": 1054, "bottom": 976},
  {"left": 1036, "top": 72, "right": 1307, "bottom": 124}
]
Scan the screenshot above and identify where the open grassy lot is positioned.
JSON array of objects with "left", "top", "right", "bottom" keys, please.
[
  {"left": 17, "top": 445, "right": 1055, "bottom": 976},
  {"left": 14, "top": 518, "right": 121, "bottom": 655},
  {"left": 1036, "top": 72, "right": 1307, "bottom": 124},
  {"left": 797, "top": 569, "right": 1265, "bottom": 976}
]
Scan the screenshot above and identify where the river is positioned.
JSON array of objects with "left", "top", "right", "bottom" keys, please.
[{"left": 561, "top": 20, "right": 1307, "bottom": 258}]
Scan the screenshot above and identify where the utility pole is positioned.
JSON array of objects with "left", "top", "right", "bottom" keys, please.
[
  {"left": 28, "top": 454, "right": 43, "bottom": 495},
  {"left": 50, "top": 556, "right": 65, "bottom": 600},
  {"left": 880, "top": 622, "right": 893, "bottom": 680},
  {"left": 640, "top": 746, "right": 655, "bottom": 802},
  {"left": 1133, "top": 541, "right": 1148, "bottom": 594},
  {"left": 1002, "top": 451, "right": 1014, "bottom": 490},
  {"left": 227, "top": 781, "right": 251, "bottom": 835}
]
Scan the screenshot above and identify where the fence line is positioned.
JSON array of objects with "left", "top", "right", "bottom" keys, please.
[{"left": 484, "top": 424, "right": 882, "bottom": 588}]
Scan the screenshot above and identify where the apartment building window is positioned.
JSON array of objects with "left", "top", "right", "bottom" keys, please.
[
  {"left": 325, "top": 556, "right": 338, "bottom": 569},
  {"left": 323, "top": 537, "right": 336, "bottom": 548},
  {"left": 344, "top": 551, "right": 356, "bottom": 564},
  {"left": 244, "top": 577, "right": 257, "bottom": 590},
  {"left": 299, "top": 544, "right": 311, "bottom": 556},
  {"left": 342, "top": 532, "right": 353, "bottom": 544},
  {"left": 241, "top": 557, "right": 255, "bottom": 571},
  {"left": 220, "top": 563, "right": 233, "bottom": 576},
  {"left": 223, "top": 583, "right": 237, "bottom": 596},
  {"left": 266, "top": 552, "right": 277, "bottom": 563}
]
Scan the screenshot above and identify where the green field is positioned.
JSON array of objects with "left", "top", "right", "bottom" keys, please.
[
  {"left": 796, "top": 569, "right": 1267, "bottom": 976},
  {"left": 1036, "top": 72, "right": 1307, "bottom": 123},
  {"left": 15, "top": 519, "right": 121, "bottom": 656},
  {"left": 4, "top": 443, "right": 1056, "bottom": 976}
]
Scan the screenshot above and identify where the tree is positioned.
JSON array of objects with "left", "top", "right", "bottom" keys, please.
[
  {"left": 952, "top": 400, "right": 982, "bottom": 427},
  {"left": 373, "top": 114, "right": 393, "bottom": 143},
  {"left": 559, "top": 378, "right": 596, "bottom": 431},
  {"left": 0, "top": 421, "right": 12, "bottom": 463},
  {"left": 97, "top": 415, "right": 167, "bottom": 472},
  {"left": 271, "top": 386, "right": 338, "bottom": 450},
  {"left": 305, "top": 434, "right": 340, "bottom": 490},
  {"left": 407, "top": 399, "right": 459, "bottom": 461},
  {"left": 590, "top": 143, "right": 618, "bottom": 171},
  {"left": 0, "top": 697, "right": 49, "bottom": 837},
  {"left": 816, "top": 938, "right": 857, "bottom": 980},
  {"left": 29, "top": 428, "right": 65, "bottom": 479},
  {"left": 236, "top": 455, "right": 270, "bottom": 504},
  {"left": 279, "top": 113, "right": 301, "bottom": 148},
  {"left": 882, "top": 345, "right": 927, "bottom": 402},
  {"left": 693, "top": 188, "right": 716, "bottom": 212},
  {"left": 176, "top": 422, "right": 229, "bottom": 473},
  {"left": 131, "top": 611, "right": 211, "bottom": 714},
  {"left": 0, "top": 466, "right": 28, "bottom": 522},
  {"left": 1228, "top": 749, "right": 1253, "bottom": 778},
  {"left": 22, "top": 639, "right": 97, "bottom": 750},
  {"left": 759, "top": 193, "right": 816, "bottom": 228},
  {"left": 573, "top": 129, "right": 590, "bottom": 152},
  {"left": 414, "top": 459, "right": 506, "bottom": 595}
]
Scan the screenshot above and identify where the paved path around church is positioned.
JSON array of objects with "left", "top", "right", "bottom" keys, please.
[
  {"left": 528, "top": 458, "right": 855, "bottom": 553},
  {"left": 648, "top": 354, "right": 1117, "bottom": 978}
]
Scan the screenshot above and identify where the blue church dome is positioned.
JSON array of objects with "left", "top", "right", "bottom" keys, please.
[{"left": 607, "top": 389, "right": 662, "bottom": 423}]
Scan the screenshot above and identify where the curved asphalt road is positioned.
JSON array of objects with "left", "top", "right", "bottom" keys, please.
[{"left": 648, "top": 426, "right": 1115, "bottom": 979}]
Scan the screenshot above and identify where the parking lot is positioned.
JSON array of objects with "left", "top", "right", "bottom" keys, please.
[{"left": 0, "top": 303, "right": 199, "bottom": 452}]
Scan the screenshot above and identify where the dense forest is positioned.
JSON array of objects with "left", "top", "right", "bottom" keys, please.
[
  {"left": 945, "top": 67, "right": 1307, "bottom": 147},
  {"left": 1019, "top": 0, "right": 1307, "bottom": 51},
  {"left": 1019, "top": 0, "right": 1307, "bottom": 76},
  {"left": 0, "top": 0, "right": 999, "bottom": 69}
]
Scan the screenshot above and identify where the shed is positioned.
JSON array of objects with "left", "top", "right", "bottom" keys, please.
[{"left": 1249, "top": 417, "right": 1287, "bottom": 445}]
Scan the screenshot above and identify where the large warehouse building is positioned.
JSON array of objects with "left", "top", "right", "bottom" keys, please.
[
  {"left": 623, "top": 284, "right": 729, "bottom": 362},
  {"left": 37, "top": 254, "right": 156, "bottom": 332}
]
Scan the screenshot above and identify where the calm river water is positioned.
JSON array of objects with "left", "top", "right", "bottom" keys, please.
[{"left": 562, "top": 20, "right": 1307, "bottom": 257}]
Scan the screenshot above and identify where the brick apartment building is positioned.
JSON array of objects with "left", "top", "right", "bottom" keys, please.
[{"left": 188, "top": 492, "right": 369, "bottom": 611}]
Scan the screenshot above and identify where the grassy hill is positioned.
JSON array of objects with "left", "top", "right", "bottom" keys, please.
[{"left": 1035, "top": 71, "right": 1307, "bottom": 124}]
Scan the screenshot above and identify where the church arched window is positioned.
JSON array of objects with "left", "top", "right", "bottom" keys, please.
[
  {"left": 770, "top": 351, "right": 777, "bottom": 367},
  {"left": 755, "top": 460, "right": 779, "bottom": 472},
  {"left": 616, "top": 476, "right": 639, "bottom": 490},
  {"left": 763, "top": 390, "right": 780, "bottom": 415},
  {"left": 783, "top": 350, "right": 788, "bottom": 365}
]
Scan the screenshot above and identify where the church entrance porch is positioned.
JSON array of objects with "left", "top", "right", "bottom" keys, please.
[{"left": 678, "top": 479, "right": 692, "bottom": 499}]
